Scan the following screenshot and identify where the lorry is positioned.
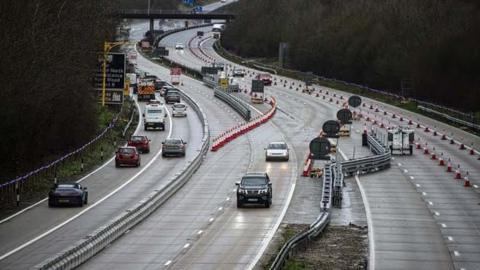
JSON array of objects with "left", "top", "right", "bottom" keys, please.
[
  {"left": 137, "top": 82, "right": 155, "bottom": 102},
  {"left": 251, "top": 79, "right": 264, "bottom": 104},
  {"left": 143, "top": 103, "right": 166, "bottom": 131},
  {"left": 170, "top": 67, "right": 182, "bottom": 85},
  {"left": 376, "top": 127, "right": 414, "bottom": 155}
]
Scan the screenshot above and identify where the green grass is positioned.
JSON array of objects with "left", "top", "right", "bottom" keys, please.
[{"left": 214, "top": 41, "right": 480, "bottom": 136}]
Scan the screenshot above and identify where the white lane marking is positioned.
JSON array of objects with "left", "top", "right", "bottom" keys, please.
[
  {"left": 218, "top": 207, "right": 223, "bottom": 211},
  {"left": 208, "top": 217, "right": 214, "bottom": 223},
  {"left": 403, "top": 169, "right": 408, "bottom": 173},
  {"left": 0, "top": 102, "right": 143, "bottom": 225},
  {"left": 448, "top": 236, "right": 454, "bottom": 241},
  {"left": 0, "top": 108, "right": 173, "bottom": 262},
  {"left": 183, "top": 243, "right": 190, "bottom": 249},
  {"left": 416, "top": 184, "right": 421, "bottom": 188},
  {"left": 246, "top": 135, "right": 298, "bottom": 270},
  {"left": 355, "top": 174, "right": 375, "bottom": 270},
  {"left": 454, "top": 250, "right": 460, "bottom": 257},
  {"left": 441, "top": 223, "right": 447, "bottom": 228},
  {"left": 434, "top": 211, "right": 440, "bottom": 216},
  {"left": 410, "top": 176, "right": 415, "bottom": 180},
  {"left": 428, "top": 201, "right": 433, "bottom": 206},
  {"left": 197, "top": 230, "right": 203, "bottom": 235},
  {"left": 422, "top": 192, "right": 427, "bottom": 196},
  {"left": 165, "top": 260, "right": 172, "bottom": 266}
]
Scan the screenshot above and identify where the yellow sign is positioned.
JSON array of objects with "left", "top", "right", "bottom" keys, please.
[
  {"left": 124, "top": 77, "right": 130, "bottom": 96},
  {"left": 219, "top": 78, "right": 228, "bottom": 89}
]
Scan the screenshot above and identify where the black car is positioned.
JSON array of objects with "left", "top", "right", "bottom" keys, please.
[
  {"left": 236, "top": 172, "right": 272, "bottom": 208},
  {"left": 48, "top": 183, "right": 88, "bottom": 207},
  {"left": 165, "top": 92, "right": 181, "bottom": 104}
]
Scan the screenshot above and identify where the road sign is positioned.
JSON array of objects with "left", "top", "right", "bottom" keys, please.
[
  {"left": 201, "top": 66, "right": 218, "bottom": 74},
  {"left": 348, "top": 95, "right": 362, "bottom": 108},
  {"left": 337, "top": 109, "right": 353, "bottom": 124},
  {"left": 322, "top": 120, "right": 340, "bottom": 137},
  {"left": 97, "top": 90, "right": 124, "bottom": 105},
  {"left": 309, "top": 137, "right": 331, "bottom": 159},
  {"left": 251, "top": 80, "right": 264, "bottom": 93},
  {"left": 154, "top": 47, "right": 169, "bottom": 56},
  {"left": 94, "top": 53, "right": 126, "bottom": 90}
]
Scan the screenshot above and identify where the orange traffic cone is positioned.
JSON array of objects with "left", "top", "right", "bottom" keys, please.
[
  {"left": 446, "top": 159, "right": 452, "bottom": 172},
  {"left": 455, "top": 166, "right": 462, "bottom": 179},
  {"left": 464, "top": 172, "right": 471, "bottom": 187}
]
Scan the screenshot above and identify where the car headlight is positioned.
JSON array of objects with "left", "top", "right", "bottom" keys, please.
[
  {"left": 259, "top": 188, "right": 268, "bottom": 194},
  {"left": 238, "top": 188, "right": 247, "bottom": 194}
]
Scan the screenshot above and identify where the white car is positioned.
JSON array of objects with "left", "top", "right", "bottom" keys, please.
[
  {"left": 265, "top": 142, "right": 289, "bottom": 161},
  {"left": 175, "top": 43, "right": 184, "bottom": 50},
  {"left": 172, "top": 103, "right": 187, "bottom": 117}
]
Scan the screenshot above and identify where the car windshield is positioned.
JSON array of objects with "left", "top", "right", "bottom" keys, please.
[
  {"left": 242, "top": 177, "right": 267, "bottom": 186},
  {"left": 268, "top": 143, "right": 287, "bottom": 150},
  {"left": 147, "top": 109, "right": 163, "bottom": 114},
  {"left": 166, "top": 139, "right": 182, "bottom": 145},
  {"left": 57, "top": 184, "right": 76, "bottom": 189},
  {"left": 173, "top": 104, "right": 185, "bottom": 108},
  {"left": 119, "top": 148, "right": 135, "bottom": 154},
  {"left": 131, "top": 136, "right": 144, "bottom": 141}
]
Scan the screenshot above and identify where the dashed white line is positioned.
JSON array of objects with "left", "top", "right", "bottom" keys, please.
[
  {"left": 164, "top": 260, "right": 172, "bottom": 266},
  {"left": 454, "top": 250, "right": 460, "bottom": 257},
  {"left": 448, "top": 236, "right": 454, "bottom": 241},
  {"left": 183, "top": 243, "right": 190, "bottom": 249}
]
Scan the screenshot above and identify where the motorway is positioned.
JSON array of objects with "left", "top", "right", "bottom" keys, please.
[
  {"left": 160, "top": 25, "right": 480, "bottom": 269},
  {"left": 1, "top": 3, "right": 479, "bottom": 269},
  {"left": 0, "top": 90, "right": 206, "bottom": 269}
]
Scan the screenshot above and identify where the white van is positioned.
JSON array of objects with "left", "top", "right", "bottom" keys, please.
[
  {"left": 143, "top": 103, "right": 166, "bottom": 131},
  {"left": 212, "top": 24, "right": 224, "bottom": 32}
]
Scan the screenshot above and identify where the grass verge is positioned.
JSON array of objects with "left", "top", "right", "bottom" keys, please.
[
  {"left": 0, "top": 97, "right": 138, "bottom": 219},
  {"left": 214, "top": 41, "right": 480, "bottom": 137}
]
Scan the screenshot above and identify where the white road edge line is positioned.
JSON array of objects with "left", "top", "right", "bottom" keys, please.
[
  {"left": 0, "top": 105, "right": 173, "bottom": 262},
  {"left": 0, "top": 101, "right": 142, "bottom": 225},
  {"left": 340, "top": 147, "right": 375, "bottom": 270},
  {"left": 245, "top": 101, "right": 298, "bottom": 270}
]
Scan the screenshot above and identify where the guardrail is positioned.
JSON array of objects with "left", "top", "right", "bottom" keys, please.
[
  {"left": 418, "top": 105, "right": 480, "bottom": 132},
  {"left": 341, "top": 134, "right": 391, "bottom": 177},
  {"left": 213, "top": 87, "right": 251, "bottom": 121},
  {"left": 320, "top": 164, "right": 334, "bottom": 209},
  {"left": 0, "top": 102, "right": 136, "bottom": 208},
  {"left": 35, "top": 88, "right": 210, "bottom": 270},
  {"left": 331, "top": 163, "right": 344, "bottom": 208},
  {"left": 269, "top": 211, "right": 330, "bottom": 270}
]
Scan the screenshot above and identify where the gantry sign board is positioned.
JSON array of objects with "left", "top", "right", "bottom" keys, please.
[{"left": 94, "top": 52, "right": 126, "bottom": 105}]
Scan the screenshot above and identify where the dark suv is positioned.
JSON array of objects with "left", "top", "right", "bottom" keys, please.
[
  {"left": 236, "top": 172, "right": 272, "bottom": 208},
  {"left": 165, "top": 92, "right": 181, "bottom": 104}
]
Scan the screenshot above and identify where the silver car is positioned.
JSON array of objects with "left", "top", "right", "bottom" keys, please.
[
  {"left": 172, "top": 103, "right": 187, "bottom": 117},
  {"left": 162, "top": 138, "right": 187, "bottom": 157},
  {"left": 265, "top": 142, "right": 289, "bottom": 161}
]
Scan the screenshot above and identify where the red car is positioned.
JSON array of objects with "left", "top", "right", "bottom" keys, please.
[
  {"left": 255, "top": 74, "right": 272, "bottom": 86},
  {"left": 127, "top": 135, "right": 150, "bottom": 153},
  {"left": 115, "top": 146, "right": 141, "bottom": 167}
]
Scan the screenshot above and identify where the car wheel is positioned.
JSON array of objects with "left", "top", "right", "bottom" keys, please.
[
  {"left": 237, "top": 200, "right": 242, "bottom": 208},
  {"left": 182, "top": 152, "right": 186, "bottom": 157},
  {"left": 48, "top": 199, "right": 54, "bottom": 207},
  {"left": 265, "top": 200, "right": 271, "bottom": 208},
  {"left": 144, "top": 126, "right": 148, "bottom": 131},
  {"left": 136, "top": 161, "right": 140, "bottom": 167},
  {"left": 162, "top": 153, "right": 166, "bottom": 157},
  {"left": 145, "top": 149, "right": 150, "bottom": 154},
  {"left": 78, "top": 198, "right": 84, "bottom": 207},
  {"left": 84, "top": 195, "right": 88, "bottom": 205},
  {"left": 115, "top": 161, "right": 120, "bottom": 168}
]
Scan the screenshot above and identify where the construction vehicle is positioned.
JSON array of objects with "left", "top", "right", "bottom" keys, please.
[{"left": 137, "top": 82, "right": 155, "bottom": 102}]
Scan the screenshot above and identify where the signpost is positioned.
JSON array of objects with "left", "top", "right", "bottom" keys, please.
[
  {"left": 251, "top": 80, "right": 264, "bottom": 93},
  {"left": 309, "top": 137, "right": 331, "bottom": 160},
  {"left": 322, "top": 120, "right": 341, "bottom": 138},
  {"left": 337, "top": 108, "right": 353, "bottom": 124},
  {"left": 348, "top": 95, "right": 362, "bottom": 108},
  {"left": 94, "top": 51, "right": 126, "bottom": 106}
]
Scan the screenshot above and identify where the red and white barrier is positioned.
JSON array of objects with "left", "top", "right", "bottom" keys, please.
[{"left": 211, "top": 97, "right": 277, "bottom": 151}]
